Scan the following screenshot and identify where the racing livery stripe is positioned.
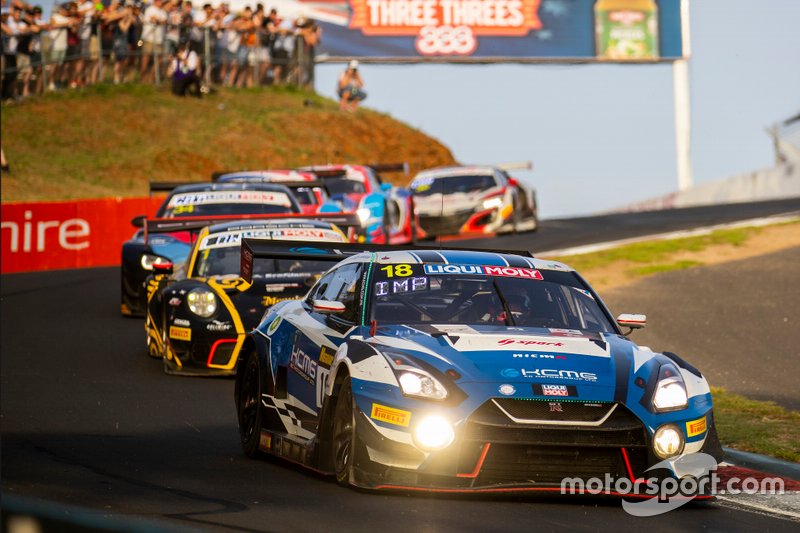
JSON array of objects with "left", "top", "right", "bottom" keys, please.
[
  {"left": 502, "top": 254, "right": 533, "bottom": 268},
  {"left": 410, "top": 250, "right": 445, "bottom": 263}
]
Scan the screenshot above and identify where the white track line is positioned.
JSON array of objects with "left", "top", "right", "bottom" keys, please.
[
  {"left": 537, "top": 213, "right": 800, "bottom": 257},
  {"left": 716, "top": 494, "right": 800, "bottom": 522}
]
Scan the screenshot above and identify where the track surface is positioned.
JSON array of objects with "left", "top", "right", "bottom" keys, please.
[{"left": 3, "top": 200, "right": 799, "bottom": 531}]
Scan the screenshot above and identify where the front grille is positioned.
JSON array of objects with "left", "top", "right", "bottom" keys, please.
[
  {"left": 418, "top": 210, "right": 473, "bottom": 236},
  {"left": 492, "top": 398, "right": 615, "bottom": 424}
]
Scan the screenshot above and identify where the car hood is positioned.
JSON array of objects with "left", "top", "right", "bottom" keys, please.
[{"left": 367, "top": 324, "right": 648, "bottom": 403}]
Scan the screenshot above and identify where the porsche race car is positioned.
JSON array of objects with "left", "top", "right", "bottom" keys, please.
[
  {"left": 121, "top": 182, "right": 303, "bottom": 317},
  {"left": 410, "top": 165, "right": 538, "bottom": 239},
  {"left": 234, "top": 241, "right": 722, "bottom": 493},
  {"left": 145, "top": 216, "right": 355, "bottom": 375}
]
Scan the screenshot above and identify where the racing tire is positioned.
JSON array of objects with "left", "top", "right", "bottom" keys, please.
[
  {"left": 332, "top": 376, "right": 356, "bottom": 486},
  {"left": 237, "top": 351, "right": 264, "bottom": 458}
]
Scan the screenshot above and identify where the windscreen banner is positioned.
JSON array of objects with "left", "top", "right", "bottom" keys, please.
[
  {"left": 286, "top": 0, "right": 683, "bottom": 61},
  {"left": 1, "top": 197, "right": 165, "bottom": 274}
]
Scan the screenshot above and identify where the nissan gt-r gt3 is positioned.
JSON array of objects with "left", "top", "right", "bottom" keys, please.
[
  {"left": 145, "top": 218, "right": 352, "bottom": 375},
  {"left": 121, "top": 182, "right": 302, "bottom": 317},
  {"left": 297, "top": 164, "right": 415, "bottom": 245},
  {"left": 410, "top": 165, "right": 538, "bottom": 239},
  {"left": 234, "top": 242, "right": 721, "bottom": 493}
]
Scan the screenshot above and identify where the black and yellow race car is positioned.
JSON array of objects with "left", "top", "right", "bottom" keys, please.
[{"left": 144, "top": 216, "right": 355, "bottom": 375}]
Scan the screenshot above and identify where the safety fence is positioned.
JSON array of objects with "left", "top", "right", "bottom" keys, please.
[
  {"left": 1, "top": 196, "right": 165, "bottom": 273},
  {"left": 1, "top": 17, "right": 317, "bottom": 100}
]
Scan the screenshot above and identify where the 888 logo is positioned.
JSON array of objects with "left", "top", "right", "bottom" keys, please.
[{"left": 415, "top": 26, "right": 478, "bottom": 56}]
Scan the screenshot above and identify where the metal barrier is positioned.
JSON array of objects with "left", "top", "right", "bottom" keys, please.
[{"left": 1, "top": 15, "right": 317, "bottom": 100}]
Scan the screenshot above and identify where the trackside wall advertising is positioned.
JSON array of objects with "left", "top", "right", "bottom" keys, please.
[
  {"left": 290, "top": 0, "right": 683, "bottom": 61},
  {"left": 1, "top": 197, "right": 165, "bottom": 274}
]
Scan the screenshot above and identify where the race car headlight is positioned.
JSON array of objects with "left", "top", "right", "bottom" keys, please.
[
  {"left": 653, "top": 423, "right": 684, "bottom": 459},
  {"left": 413, "top": 415, "right": 454, "bottom": 451},
  {"left": 482, "top": 197, "right": 503, "bottom": 210},
  {"left": 187, "top": 288, "right": 217, "bottom": 317},
  {"left": 141, "top": 253, "right": 171, "bottom": 271},
  {"left": 398, "top": 370, "right": 448, "bottom": 400},
  {"left": 356, "top": 208, "right": 371, "bottom": 226},
  {"left": 652, "top": 364, "right": 688, "bottom": 412}
]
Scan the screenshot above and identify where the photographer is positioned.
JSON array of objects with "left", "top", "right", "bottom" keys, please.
[
  {"left": 337, "top": 59, "right": 365, "bottom": 112},
  {"left": 169, "top": 38, "right": 199, "bottom": 96}
]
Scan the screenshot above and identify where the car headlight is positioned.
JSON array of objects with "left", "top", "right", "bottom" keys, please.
[
  {"left": 652, "top": 364, "right": 688, "bottom": 412},
  {"left": 413, "top": 415, "right": 454, "bottom": 451},
  {"left": 141, "top": 253, "right": 171, "bottom": 271},
  {"left": 356, "top": 208, "right": 371, "bottom": 227},
  {"left": 187, "top": 288, "right": 217, "bottom": 317},
  {"left": 398, "top": 370, "right": 448, "bottom": 400},
  {"left": 653, "top": 423, "right": 685, "bottom": 459},
  {"left": 482, "top": 197, "right": 503, "bottom": 210}
]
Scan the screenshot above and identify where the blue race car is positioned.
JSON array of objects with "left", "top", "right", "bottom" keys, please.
[{"left": 234, "top": 242, "right": 722, "bottom": 493}]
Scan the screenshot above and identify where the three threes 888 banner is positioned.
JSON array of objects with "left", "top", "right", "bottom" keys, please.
[{"left": 306, "top": 0, "right": 684, "bottom": 61}]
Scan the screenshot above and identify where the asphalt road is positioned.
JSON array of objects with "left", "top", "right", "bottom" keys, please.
[{"left": 1, "top": 262, "right": 798, "bottom": 530}]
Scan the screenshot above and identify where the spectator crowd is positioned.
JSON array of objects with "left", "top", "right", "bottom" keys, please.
[{"left": 1, "top": 0, "right": 321, "bottom": 101}]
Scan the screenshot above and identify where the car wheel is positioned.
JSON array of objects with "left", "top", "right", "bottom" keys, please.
[
  {"left": 238, "top": 351, "right": 263, "bottom": 458},
  {"left": 332, "top": 376, "right": 356, "bottom": 486}
]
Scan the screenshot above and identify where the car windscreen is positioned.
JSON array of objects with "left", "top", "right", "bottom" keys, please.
[
  {"left": 411, "top": 174, "right": 497, "bottom": 196},
  {"left": 323, "top": 178, "right": 366, "bottom": 196},
  {"left": 160, "top": 190, "right": 297, "bottom": 217},
  {"left": 290, "top": 187, "right": 317, "bottom": 205},
  {"left": 194, "top": 246, "right": 332, "bottom": 278},
  {"left": 370, "top": 264, "right": 615, "bottom": 333}
]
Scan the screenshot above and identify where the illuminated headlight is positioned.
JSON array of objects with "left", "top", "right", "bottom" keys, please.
[
  {"left": 482, "top": 197, "right": 503, "bottom": 210},
  {"left": 398, "top": 371, "right": 448, "bottom": 400},
  {"left": 141, "top": 253, "right": 170, "bottom": 271},
  {"left": 413, "top": 415, "right": 454, "bottom": 451},
  {"left": 356, "top": 208, "right": 372, "bottom": 226},
  {"left": 652, "top": 364, "right": 688, "bottom": 411},
  {"left": 187, "top": 288, "right": 217, "bottom": 317},
  {"left": 653, "top": 424, "right": 684, "bottom": 459}
]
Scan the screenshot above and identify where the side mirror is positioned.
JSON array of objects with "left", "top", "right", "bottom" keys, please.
[
  {"left": 152, "top": 262, "right": 174, "bottom": 275},
  {"left": 131, "top": 215, "right": 146, "bottom": 228},
  {"left": 380, "top": 183, "right": 393, "bottom": 193},
  {"left": 507, "top": 178, "right": 518, "bottom": 187},
  {"left": 617, "top": 313, "right": 646, "bottom": 333},
  {"left": 312, "top": 299, "right": 346, "bottom": 314}
]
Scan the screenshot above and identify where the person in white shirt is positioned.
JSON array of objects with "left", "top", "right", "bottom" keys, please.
[
  {"left": 47, "top": 3, "right": 74, "bottom": 89},
  {"left": 169, "top": 39, "right": 200, "bottom": 96},
  {"left": 75, "top": 0, "right": 96, "bottom": 86},
  {"left": 140, "top": 0, "right": 167, "bottom": 83}
]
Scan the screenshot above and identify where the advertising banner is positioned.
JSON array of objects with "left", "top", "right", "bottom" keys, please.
[
  {"left": 276, "top": 0, "right": 683, "bottom": 61},
  {"left": 1, "top": 197, "right": 165, "bottom": 274}
]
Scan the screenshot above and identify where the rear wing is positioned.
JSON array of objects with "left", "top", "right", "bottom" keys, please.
[
  {"left": 496, "top": 161, "right": 533, "bottom": 172},
  {"left": 370, "top": 162, "right": 409, "bottom": 176},
  {"left": 240, "top": 239, "right": 535, "bottom": 283},
  {"left": 144, "top": 213, "right": 361, "bottom": 243},
  {"left": 149, "top": 181, "right": 198, "bottom": 194}
]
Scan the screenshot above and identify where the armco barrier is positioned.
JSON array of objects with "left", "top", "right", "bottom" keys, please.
[{"left": 1, "top": 197, "right": 166, "bottom": 274}]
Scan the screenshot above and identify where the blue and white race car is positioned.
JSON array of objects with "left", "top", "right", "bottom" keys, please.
[{"left": 234, "top": 242, "right": 722, "bottom": 493}]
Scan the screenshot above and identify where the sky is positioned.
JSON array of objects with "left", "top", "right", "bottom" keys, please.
[{"left": 314, "top": 0, "right": 800, "bottom": 219}]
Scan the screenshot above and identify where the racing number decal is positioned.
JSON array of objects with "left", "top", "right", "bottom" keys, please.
[
  {"left": 315, "top": 367, "right": 330, "bottom": 409},
  {"left": 171, "top": 204, "right": 195, "bottom": 215},
  {"left": 380, "top": 264, "right": 412, "bottom": 278}
]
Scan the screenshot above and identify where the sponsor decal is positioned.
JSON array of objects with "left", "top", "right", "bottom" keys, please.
[
  {"left": 266, "top": 316, "right": 282, "bottom": 335},
  {"left": 547, "top": 328, "right": 585, "bottom": 337},
  {"left": 548, "top": 402, "right": 563, "bottom": 412},
  {"left": 289, "top": 345, "right": 317, "bottom": 385},
  {"left": 501, "top": 368, "right": 520, "bottom": 378},
  {"left": 258, "top": 430, "right": 271, "bottom": 450},
  {"left": 513, "top": 353, "right": 567, "bottom": 360},
  {"left": 498, "top": 338, "right": 564, "bottom": 347},
  {"left": 533, "top": 383, "right": 578, "bottom": 397},
  {"left": 499, "top": 384, "right": 516, "bottom": 396},
  {"left": 374, "top": 276, "right": 428, "bottom": 296},
  {"left": 319, "top": 346, "right": 336, "bottom": 367},
  {"left": 423, "top": 264, "right": 543, "bottom": 279},
  {"left": 520, "top": 368, "right": 597, "bottom": 382},
  {"left": 370, "top": 403, "right": 411, "bottom": 427},
  {"left": 262, "top": 295, "right": 295, "bottom": 307},
  {"left": 168, "top": 297, "right": 182, "bottom": 307},
  {"left": 207, "top": 320, "right": 233, "bottom": 332},
  {"left": 167, "top": 191, "right": 291, "bottom": 208},
  {"left": 169, "top": 326, "right": 191, "bottom": 341},
  {"left": 201, "top": 228, "right": 343, "bottom": 250},
  {"left": 265, "top": 283, "right": 302, "bottom": 293},
  {"left": 686, "top": 415, "right": 707, "bottom": 437},
  {"left": 173, "top": 318, "right": 190, "bottom": 327}
]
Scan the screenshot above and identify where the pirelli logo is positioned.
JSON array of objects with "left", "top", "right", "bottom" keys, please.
[
  {"left": 686, "top": 415, "right": 707, "bottom": 437},
  {"left": 169, "top": 326, "right": 191, "bottom": 341},
  {"left": 370, "top": 403, "right": 411, "bottom": 427}
]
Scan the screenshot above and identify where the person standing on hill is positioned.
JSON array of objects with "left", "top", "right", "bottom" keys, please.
[{"left": 337, "top": 59, "right": 365, "bottom": 112}]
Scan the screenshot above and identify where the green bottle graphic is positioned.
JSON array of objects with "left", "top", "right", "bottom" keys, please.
[{"left": 595, "top": 0, "right": 659, "bottom": 60}]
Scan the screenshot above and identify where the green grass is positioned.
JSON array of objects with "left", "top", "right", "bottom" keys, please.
[
  {"left": 630, "top": 260, "right": 702, "bottom": 276},
  {"left": 712, "top": 387, "right": 800, "bottom": 463}
]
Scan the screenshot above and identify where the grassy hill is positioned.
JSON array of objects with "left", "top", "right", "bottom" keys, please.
[{"left": 1, "top": 84, "right": 456, "bottom": 202}]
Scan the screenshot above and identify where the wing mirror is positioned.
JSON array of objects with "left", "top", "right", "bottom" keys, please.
[
  {"left": 152, "top": 262, "right": 174, "bottom": 275},
  {"left": 380, "top": 182, "right": 393, "bottom": 193},
  {"left": 131, "top": 215, "right": 146, "bottom": 228},
  {"left": 617, "top": 313, "right": 646, "bottom": 335},
  {"left": 507, "top": 178, "right": 518, "bottom": 187},
  {"left": 312, "top": 300, "right": 346, "bottom": 314}
]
